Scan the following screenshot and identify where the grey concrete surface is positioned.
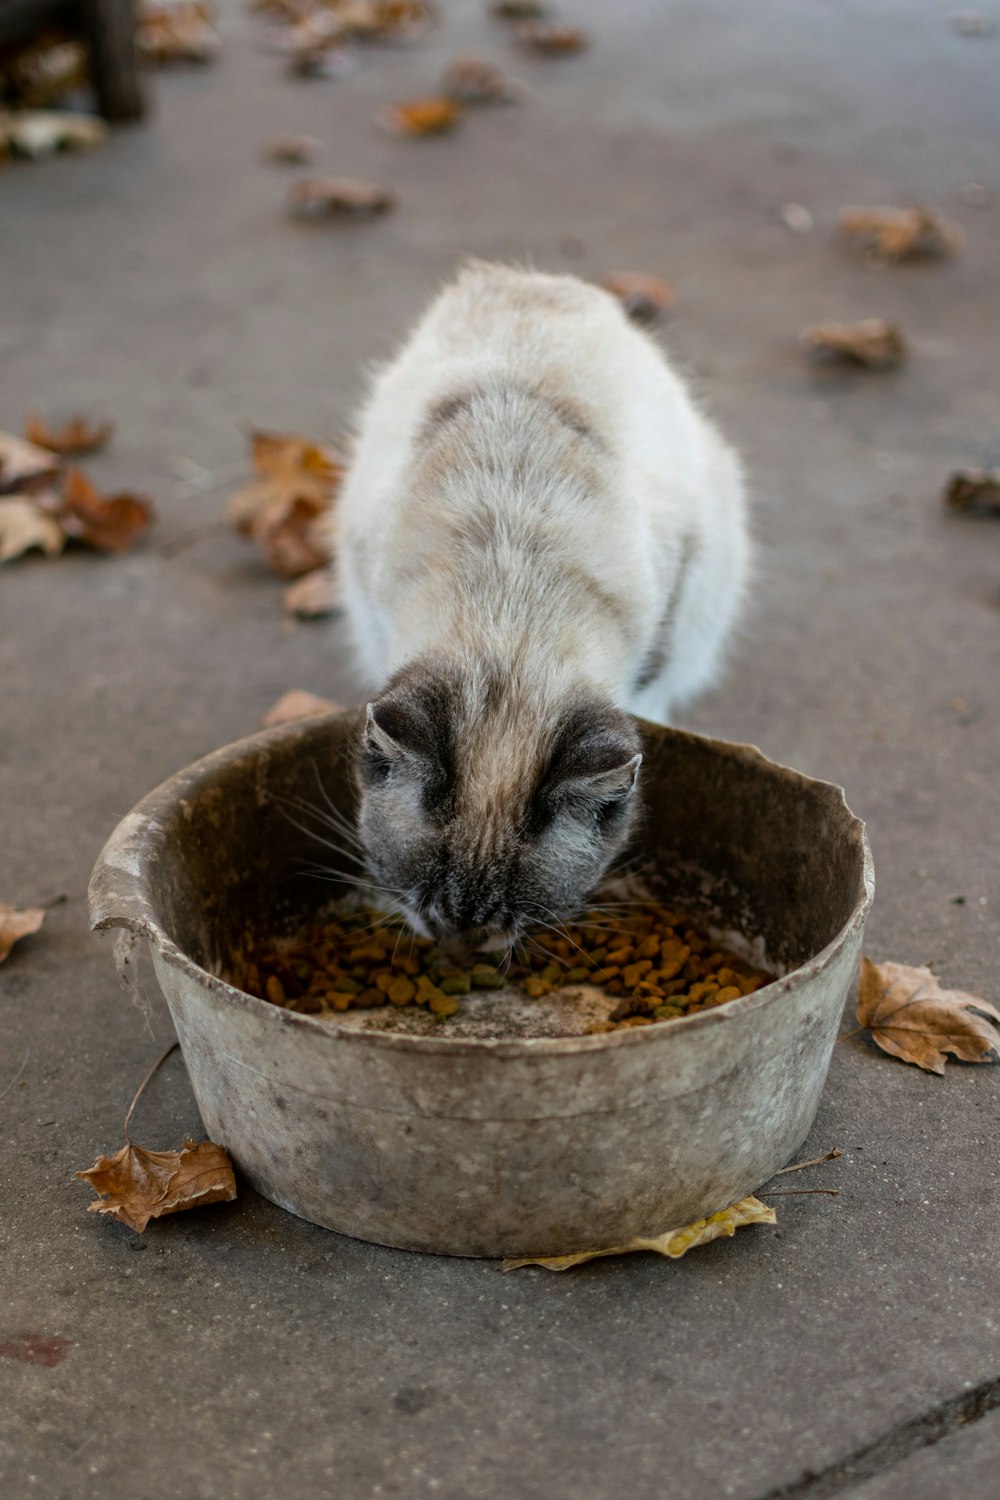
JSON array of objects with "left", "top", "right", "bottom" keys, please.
[
  {"left": 1, "top": 2, "right": 998, "bottom": 1497},
  {"left": 846, "top": 1408, "right": 1000, "bottom": 1500}
]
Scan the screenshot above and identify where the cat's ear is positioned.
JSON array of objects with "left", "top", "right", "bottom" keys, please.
[
  {"left": 364, "top": 701, "right": 409, "bottom": 764},
  {"left": 541, "top": 704, "right": 642, "bottom": 816},
  {"left": 561, "top": 751, "right": 642, "bottom": 808}
]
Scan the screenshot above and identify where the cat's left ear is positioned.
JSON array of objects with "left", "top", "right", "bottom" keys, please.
[{"left": 561, "top": 751, "right": 642, "bottom": 808}]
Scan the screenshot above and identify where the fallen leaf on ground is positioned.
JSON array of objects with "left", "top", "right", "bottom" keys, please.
[
  {"left": 780, "top": 202, "right": 814, "bottom": 234},
  {"left": 136, "top": 2, "right": 221, "bottom": 63},
  {"left": 492, "top": 0, "right": 550, "bottom": 16},
  {"left": 514, "top": 21, "right": 590, "bottom": 54},
  {"left": 263, "top": 133, "right": 324, "bottom": 164},
  {"left": 0, "top": 498, "right": 65, "bottom": 562},
  {"left": 227, "top": 430, "right": 341, "bottom": 578},
  {"left": 0, "top": 903, "right": 46, "bottom": 963},
  {"left": 284, "top": 566, "right": 339, "bottom": 618},
  {"left": 944, "top": 469, "right": 1000, "bottom": 516},
  {"left": 25, "top": 414, "right": 113, "bottom": 456},
  {"left": 76, "top": 1140, "right": 236, "bottom": 1232},
  {"left": 838, "top": 206, "right": 964, "bottom": 263},
  {"left": 277, "top": 12, "right": 353, "bottom": 76},
  {"left": 857, "top": 957, "right": 1000, "bottom": 1074},
  {"left": 601, "top": 271, "right": 676, "bottom": 324},
  {"left": 385, "top": 97, "right": 462, "bottom": 135},
  {"left": 0, "top": 432, "right": 61, "bottom": 493},
  {"left": 0, "top": 109, "right": 107, "bottom": 158},
  {"left": 502, "top": 1196, "right": 776, "bottom": 1270},
  {"left": 950, "top": 9, "right": 996, "bottom": 37},
  {"left": 4, "top": 39, "right": 89, "bottom": 109},
  {"left": 339, "top": 0, "right": 435, "bottom": 42},
  {"left": 61, "top": 468, "right": 154, "bottom": 554},
  {"left": 800, "top": 318, "right": 907, "bottom": 369},
  {"left": 440, "top": 54, "right": 523, "bottom": 103},
  {"left": 262, "top": 688, "right": 340, "bottom": 726},
  {"left": 286, "top": 175, "right": 395, "bottom": 219}
]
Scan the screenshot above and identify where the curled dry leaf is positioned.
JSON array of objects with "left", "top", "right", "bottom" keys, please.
[
  {"left": 944, "top": 469, "right": 1000, "bottom": 516},
  {"left": 4, "top": 38, "right": 89, "bottom": 109},
  {"left": 0, "top": 903, "right": 46, "bottom": 963},
  {"left": 385, "top": 97, "right": 462, "bottom": 135},
  {"left": 514, "top": 21, "right": 590, "bottom": 54},
  {"left": 492, "top": 0, "right": 550, "bottom": 16},
  {"left": 857, "top": 956, "right": 1000, "bottom": 1074},
  {"left": 263, "top": 133, "right": 324, "bottom": 165},
  {"left": 601, "top": 271, "right": 676, "bottom": 325},
  {"left": 838, "top": 206, "right": 964, "bottom": 263},
  {"left": 0, "top": 498, "right": 64, "bottom": 562},
  {"left": 284, "top": 565, "right": 340, "bottom": 618},
  {"left": 136, "top": 2, "right": 221, "bottom": 64},
  {"left": 278, "top": 12, "right": 353, "bottom": 76},
  {"left": 440, "top": 54, "right": 523, "bottom": 104},
  {"left": 502, "top": 1196, "right": 776, "bottom": 1271},
  {"left": 227, "top": 430, "right": 341, "bottom": 578},
  {"left": 61, "top": 467, "right": 155, "bottom": 554},
  {"left": 25, "top": 414, "right": 114, "bottom": 456},
  {"left": 0, "top": 109, "right": 107, "bottom": 158},
  {"left": 0, "top": 431, "right": 60, "bottom": 493},
  {"left": 262, "top": 688, "right": 340, "bottom": 727},
  {"left": 339, "top": 0, "right": 435, "bottom": 43},
  {"left": 801, "top": 318, "right": 907, "bottom": 370},
  {"left": 287, "top": 175, "right": 395, "bottom": 219},
  {"left": 76, "top": 1140, "right": 236, "bottom": 1232}
]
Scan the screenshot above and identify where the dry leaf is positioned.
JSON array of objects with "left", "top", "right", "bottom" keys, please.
[
  {"left": 801, "top": 318, "right": 907, "bottom": 370},
  {"left": 284, "top": 566, "right": 339, "bottom": 617},
  {"left": 263, "top": 133, "right": 324, "bottom": 164},
  {"left": 440, "top": 54, "right": 523, "bottom": 104},
  {"left": 502, "top": 1196, "right": 776, "bottom": 1271},
  {"left": 262, "top": 688, "right": 340, "bottom": 726},
  {"left": 61, "top": 468, "right": 154, "bottom": 554},
  {"left": 838, "top": 206, "right": 964, "bottom": 263},
  {"left": 227, "top": 430, "right": 341, "bottom": 578},
  {"left": 950, "top": 10, "right": 996, "bottom": 37},
  {"left": 286, "top": 175, "right": 395, "bottom": 220},
  {"left": 0, "top": 498, "right": 65, "bottom": 562},
  {"left": 277, "top": 12, "right": 353, "bottom": 76},
  {"left": 944, "top": 469, "right": 1000, "bottom": 516},
  {"left": 514, "top": 21, "right": 590, "bottom": 54},
  {"left": 0, "top": 109, "right": 107, "bottom": 158},
  {"left": 492, "top": 1, "right": 550, "bottom": 16},
  {"left": 0, "top": 903, "right": 46, "bottom": 963},
  {"left": 76, "top": 1139, "right": 236, "bottom": 1232},
  {"left": 0, "top": 432, "right": 60, "bottom": 493},
  {"left": 25, "top": 414, "right": 114, "bottom": 456},
  {"left": 386, "top": 97, "right": 462, "bottom": 135},
  {"left": 3, "top": 39, "right": 89, "bottom": 109},
  {"left": 136, "top": 2, "right": 220, "bottom": 63},
  {"left": 602, "top": 271, "right": 676, "bottom": 324},
  {"left": 339, "top": 1, "right": 434, "bottom": 43},
  {"left": 857, "top": 957, "right": 1000, "bottom": 1074}
]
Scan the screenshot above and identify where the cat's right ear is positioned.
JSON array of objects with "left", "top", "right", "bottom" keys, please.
[{"left": 364, "top": 701, "right": 408, "bottom": 765}]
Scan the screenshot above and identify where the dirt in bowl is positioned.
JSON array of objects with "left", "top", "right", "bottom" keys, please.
[{"left": 234, "top": 902, "right": 773, "bottom": 1036}]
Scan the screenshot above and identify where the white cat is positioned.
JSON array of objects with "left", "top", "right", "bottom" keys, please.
[{"left": 335, "top": 262, "right": 749, "bottom": 947}]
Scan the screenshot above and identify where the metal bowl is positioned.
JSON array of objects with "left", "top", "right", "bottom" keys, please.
[{"left": 89, "top": 711, "right": 873, "bottom": 1257}]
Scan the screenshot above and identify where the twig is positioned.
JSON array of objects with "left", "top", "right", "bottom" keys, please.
[
  {"left": 123, "top": 1041, "right": 179, "bottom": 1144},
  {"left": 775, "top": 1147, "right": 841, "bottom": 1176},
  {"left": 759, "top": 1187, "right": 841, "bottom": 1198},
  {"left": 837, "top": 1025, "right": 866, "bottom": 1044},
  {"left": 0, "top": 1047, "right": 30, "bottom": 1105}
]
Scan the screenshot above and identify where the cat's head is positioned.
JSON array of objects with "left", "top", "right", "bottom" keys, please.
[{"left": 354, "top": 658, "right": 642, "bottom": 954}]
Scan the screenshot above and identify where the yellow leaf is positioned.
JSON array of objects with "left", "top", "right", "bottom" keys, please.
[
  {"left": 857, "top": 957, "right": 1000, "bottom": 1074},
  {"left": 501, "top": 1196, "right": 776, "bottom": 1271}
]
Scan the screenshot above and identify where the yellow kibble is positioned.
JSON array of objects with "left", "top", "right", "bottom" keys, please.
[
  {"left": 388, "top": 976, "right": 416, "bottom": 1005},
  {"left": 265, "top": 975, "right": 285, "bottom": 1005},
  {"left": 622, "top": 959, "right": 653, "bottom": 988},
  {"left": 714, "top": 985, "right": 743, "bottom": 1004},
  {"left": 523, "top": 976, "right": 552, "bottom": 999},
  {"left": 428, "top": 992, "right": 459, "bottom": 1017},
  {"left": 637, "top": 934, "right": 661, "bottom": 960}
]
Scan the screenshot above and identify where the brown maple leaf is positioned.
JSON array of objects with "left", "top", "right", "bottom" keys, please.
[
  {"left": 60, "top": 467, "right": 155, "bottom": 554},
  {"left": 0, "top": 903, "right": 45, "bottom": 963},
  {"left": 800, "top": 318, "right": 907, "bottom": 370},
  {"left": 263, "top": 133, "right": 324, "bottom": 165},
  {"left": 262, "top": 688, "right": 340, "bottom": 727},
  {"left": 857, "top": 957, "right": 1000, "bottom": 1074},
  {"left": 944, "top": 469, "right": 1000, "bottom": 516},
  {"left": 838, "top": 206, "right": 964, "bottom": 263},
  {"left": 136, "top": 1, "right": 220, "bottom": 64},
  {"left": 286, "top": 176, "right": 395, "bottom": 220},
  {"left": 25, "top": 414, "right": 114, "bottom": 456},
  {"left": 440, "top": 54, "right": 523, "bottom": 104},
  {"left": 385, "top": 97, "right": 462, "bottom": 135},
  {"left": 502, "top": 1196, "right": 776, "bottom": 1271},
  {"left": 339, "top": 1, "right": 434, "bottom": 43},
  {"left": 76, "top": 1140, "right": 236, "bottom": 1232},
  {"left": 227, "top": 431, "right": 341, "bottom": 578},
  {"left": 514, "top": 21, "right": 590, "bottom": 54},
  {"left": 601, "top": 271, "right": 676, "bottom": 325},
  {"left": 492, "top": 1, "right": 550, "bottom": 17}
]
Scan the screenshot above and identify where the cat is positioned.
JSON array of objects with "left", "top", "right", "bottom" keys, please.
[{"left": 335, "top": 261, "right": 749, "bottom": 952}]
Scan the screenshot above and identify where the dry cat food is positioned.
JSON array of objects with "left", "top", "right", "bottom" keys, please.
[{"left": 239, "top": 902, "right": 772, "bottom": 1032}]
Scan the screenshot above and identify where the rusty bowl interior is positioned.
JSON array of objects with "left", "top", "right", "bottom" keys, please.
[{"left": 89, "top": 711, "right": 873, "bottom": 1257}]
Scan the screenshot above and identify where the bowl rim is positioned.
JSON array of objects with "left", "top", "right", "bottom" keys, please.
[{"left": 89, "top": 712, "right": 875, "bottom": 1058}]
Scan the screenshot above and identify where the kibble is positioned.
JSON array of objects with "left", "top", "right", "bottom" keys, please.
[{"left": 239, "top": 901, "right": 773, "bottom": 1031}]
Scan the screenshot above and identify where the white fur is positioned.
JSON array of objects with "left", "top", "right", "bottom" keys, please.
[{"left": 337, "top": 263, "right": 749, "bottom": 724}]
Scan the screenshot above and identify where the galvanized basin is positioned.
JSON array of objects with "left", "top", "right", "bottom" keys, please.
[{"left": 89, "top": 712, "right": 873, "bottom": 1257}]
